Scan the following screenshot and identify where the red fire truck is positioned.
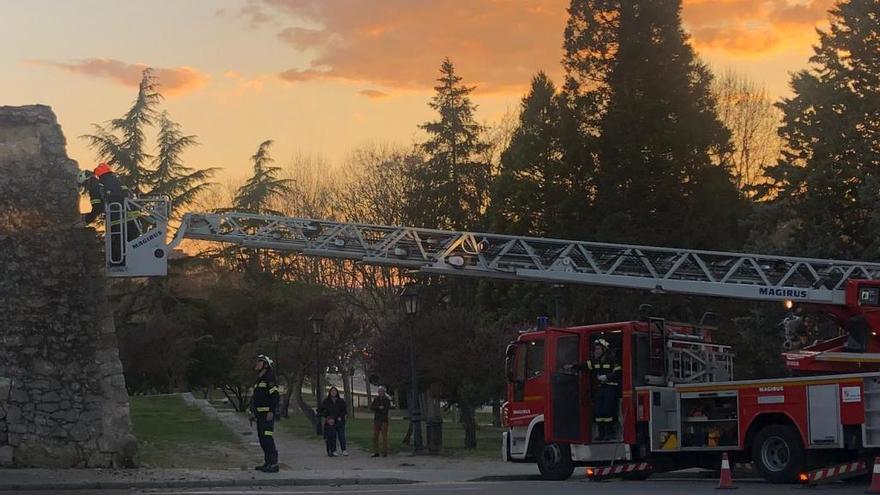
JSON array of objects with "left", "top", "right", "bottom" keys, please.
[
  {"left": 114, "top": 200, "right": 880, "bottom": 483},
  {"left": 502, "top": 279, "right": 880, "bottom": 483}
]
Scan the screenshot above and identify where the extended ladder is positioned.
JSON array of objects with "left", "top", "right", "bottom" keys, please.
[{"left": 106, "top": 202, "right": 880, "bottom": 306}]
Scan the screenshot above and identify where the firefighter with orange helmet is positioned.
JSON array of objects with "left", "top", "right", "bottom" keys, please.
[
  {"left": 77, "top": 163, "right": 128, "bottom": 225},
  {"left": 77, "top": 163, "right": 139, "bottom": 263}
]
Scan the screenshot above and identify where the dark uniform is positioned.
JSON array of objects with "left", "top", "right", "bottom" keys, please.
[
  {"left": 82, "top": 168, "right": 138, "bottom": 263},
  {"left": 574, "top": 344, "right": 621, "bottom": 441},
  {"left": 82, "top": 168, "right": 128, "bottom": 224},
  {"left": 252, "top": 369, "right": 280, "bottom": 469}
]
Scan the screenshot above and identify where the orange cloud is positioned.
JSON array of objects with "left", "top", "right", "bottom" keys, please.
[
  {"left": 27, "top": 58, "right": 209, "bottom": 96},
  {"left": 250, "top": 0, "right": 833, "bottom": 93},
  {"left": 263, "top": 0, "right": 569, "bottom": 94},
  {"left": 358, "top": 89, "right": 389, "bottom": 99},
  {"left": 683, "top": 0, "right": 834, "bottom": 56}
]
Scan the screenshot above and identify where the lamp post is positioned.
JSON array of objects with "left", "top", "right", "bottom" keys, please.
[
  {"left": 399, "top": 285, "right": 423, "bottom": 453},
  {"left": 309, "top": 314, "right": 324, "bottom": 435},
  {"left": 272, "top": 332, "right": 281, "bottom": 418}
]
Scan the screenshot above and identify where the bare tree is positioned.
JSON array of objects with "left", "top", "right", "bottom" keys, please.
[{"left": 712, "top": 69, "right": 783, "bottom": 195}]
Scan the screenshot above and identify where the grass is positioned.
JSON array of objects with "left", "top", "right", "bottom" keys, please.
[
  {"left": 130, "top": 395, "right": 251, "bottom": 468},
  {"left": 279, "top": 408, "right": 503, "bottom": 459}
]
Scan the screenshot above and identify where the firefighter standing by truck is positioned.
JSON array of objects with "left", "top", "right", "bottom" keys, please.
[{"left": 251, "top": 354, "right": 280, "bottom": 472}]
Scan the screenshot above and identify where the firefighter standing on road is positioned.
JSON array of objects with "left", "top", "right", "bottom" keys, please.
[{"left": 251, "top": 354, "right": 280, "bottom": 473}]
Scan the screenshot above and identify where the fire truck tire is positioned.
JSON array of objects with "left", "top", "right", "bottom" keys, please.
[
  {"left": 535, "top": 440, "right": 574, "bottom": 480},
  {"left": 751, "top": 424, "right": 805, "bottom": 483}
]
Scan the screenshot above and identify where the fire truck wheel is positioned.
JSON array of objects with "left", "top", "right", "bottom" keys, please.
[
  {"left": 536, "top": 441, "right": 574, "bottom": 480},
  {"left": 751, "top": 424, "right": 805, "bottom": 483}
]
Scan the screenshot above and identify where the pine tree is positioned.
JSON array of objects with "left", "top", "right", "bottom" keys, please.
[
  {"left": 760, "top": 0, "right": 880, "bottom": 259},
  {"left": 488, "top": 72, "right": 562, "bottom": 236},
  {"left": 555, "top": 0, "right": 621, "bottom": 238},
  {"left": 409, "top": 58, "right": 490, "bottom": 230},
  {"left": 84, "top": 68, "right": 162, "bottom": 193},
  {"left": 593, "top": 0, "right": 741, "bottom": 249},
  {"left": 147, "top": 112, "right": 219, "bottom": 215},
  {"left": 234, "top": 140, "right": 293, "bottom": 213}
]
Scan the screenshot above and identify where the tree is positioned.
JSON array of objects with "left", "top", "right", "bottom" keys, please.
[
  {"left": 83, "top": 69, "right": 162, "bottom": 193},
  {"left": 409, "top": 58, "right": 490, "bottom": 230},
  {"left": 758, "top": 0, "right": 880, "bottom": 260},
  {"left": 593, "top": 0, "right": 742, "bottom": 250},
  {"left": 712, "top": 69, "right": 782, "bottom": 194},
  {"left": 234, "top": 140, "right": 293, "bottom": 213},
  {"left": 555, "top": 0, "right": 621, "bottom": 239},
  {"left": 83, "top": 68, "right": 216, "bottom": 207},
  {"left": 147, "top": 112, "right": 219, "bottom": 215},
  {"left": 488, "top": 72, "right": 562, "bottom": 236}
]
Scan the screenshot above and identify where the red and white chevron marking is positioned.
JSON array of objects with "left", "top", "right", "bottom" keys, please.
[
  {"left": 806, "top": 460, "right": 867, "bottom": 483},
  {"left": 590, "top": 462, "right": 651, "bottom": 478}
]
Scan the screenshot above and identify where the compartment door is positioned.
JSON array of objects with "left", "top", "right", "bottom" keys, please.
[
  {"left": 545, "top": 329, "right": 589, "bottom": 444},
  {"left": 808, "top": 384, "right": 840, "bottom": 446}
]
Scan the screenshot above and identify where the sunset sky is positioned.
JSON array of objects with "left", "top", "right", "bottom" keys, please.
[{"left": 1, "top": 0, "right": 835, "bottom": 184}]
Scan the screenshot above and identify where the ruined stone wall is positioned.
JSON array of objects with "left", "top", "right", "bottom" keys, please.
[{"left": 0, "top": 105, "right": 136, "bottom": 467}]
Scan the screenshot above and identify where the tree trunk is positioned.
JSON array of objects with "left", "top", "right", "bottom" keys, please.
[
  {"left": 342, "top": 367, "right": 354, "bottom": 419},
  {"left": 460, "top": 402, "right": 477, "bottom": 449},
  {"left": 363, "top": 363, "right": 372, "bottom": 403},
  {"left": 293, "top": 372, "right": 320, "bottom": 428},
  {"left": 281, "top": 371, "right": 298, "bottom": 418}
]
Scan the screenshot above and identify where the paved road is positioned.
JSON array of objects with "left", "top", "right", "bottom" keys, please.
[{"left": 15, "top": 478, "right": 869, "bottom": 495}]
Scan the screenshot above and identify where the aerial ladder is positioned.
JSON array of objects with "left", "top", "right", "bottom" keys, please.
[{"left": 104, "top": 197, "right": 880, "bottom": 373}]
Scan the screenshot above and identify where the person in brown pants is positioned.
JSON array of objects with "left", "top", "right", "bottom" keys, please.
[{"left": 370, "top": 386, "right": 392, "bottom": 457}]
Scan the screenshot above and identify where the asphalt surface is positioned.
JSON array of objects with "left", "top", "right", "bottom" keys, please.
[{"left": 12, "top": 478, "right": 870, "bottom": 495}]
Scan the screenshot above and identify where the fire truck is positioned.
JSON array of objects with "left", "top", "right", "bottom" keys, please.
[{"left": 110, "top": 197, "right": 880, "bottom": 483}]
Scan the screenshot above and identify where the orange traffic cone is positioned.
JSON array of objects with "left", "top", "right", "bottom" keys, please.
[
  {"left": 716, "top": 453, "right": 737, "bottom": 490},
  {"left": 867, "top": 457, "right": 880, "bottom": 494}
]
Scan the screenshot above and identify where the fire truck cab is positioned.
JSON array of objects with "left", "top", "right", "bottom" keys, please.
[{"left": 502, "top": 318, "right": 880, "bottom": 483}]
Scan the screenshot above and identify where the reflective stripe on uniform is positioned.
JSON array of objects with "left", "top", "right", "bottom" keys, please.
[
  {"left": 595, "top": 417, "right": 613, "bottom": 422},
  {"left": 91, "top": 199, "right": 102, "bottom": 204},
  {"left": 606, "top": 382, "right": 619, "bottom": 386},
  {"left": 613, "top": 366, "right": 622, "bottom": 371},
  {"left": 263, "top": 431, "right": 273, "bottom": 436},
  {"left": 269, "top": 386, "right": 279, "bottom": 394},
  {"left": 587, "top": 361, "right": 593, "bottom": 370},
  {"left": 256, "top": 382, "right": 267, "bottom": 388},
  {"left": 256, "top": 407, "right": 271, "bottom": 412}
]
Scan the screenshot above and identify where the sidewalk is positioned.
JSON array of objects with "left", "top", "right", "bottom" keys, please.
[{"left": 0, "top": 397, "right": 537, "bottom": 491}]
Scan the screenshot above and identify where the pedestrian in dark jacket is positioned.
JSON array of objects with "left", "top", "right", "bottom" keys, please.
[
  {"left": 370, "top": 386, "right": 392, "bottom": 457},
  {"left": 319, "top": 387, "right": 348, "bottom": 456},
  {"left": 251, "top": 354, "right": 280, "bottom": 472}
]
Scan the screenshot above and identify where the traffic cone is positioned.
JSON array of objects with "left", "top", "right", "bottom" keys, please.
[
  {"left": 867, "top": 457, "right": 880, "bottom": 494},
  {"left": 716, "top": 453, "right": 737, "bottom": 490}
]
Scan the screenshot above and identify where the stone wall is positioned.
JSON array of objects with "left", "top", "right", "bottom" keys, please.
[{"left": 0, "top": 105, "right": 137, "bottom": 467}]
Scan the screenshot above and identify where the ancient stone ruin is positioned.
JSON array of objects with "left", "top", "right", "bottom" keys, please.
[{"left": 0, "top": 105, "right": 137, "bottom": 467}]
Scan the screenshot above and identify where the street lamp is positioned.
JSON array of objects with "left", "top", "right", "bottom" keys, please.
[
  {"left": 272, "top": 332, "right": 281, "bottom": 418},
  {"left": 399, "top": 285, "right": 423, "bottom": 453},
  {"left": 309, "top": 314, "right": 324, "bottom": 435}
]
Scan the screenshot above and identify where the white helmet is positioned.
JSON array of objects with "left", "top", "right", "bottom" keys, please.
[
  {"left": 256, "top": 354, "right": 274, "bottom": 367},
  {"left": 76, "top": 170, "right": 93, "bottom": 185}
]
